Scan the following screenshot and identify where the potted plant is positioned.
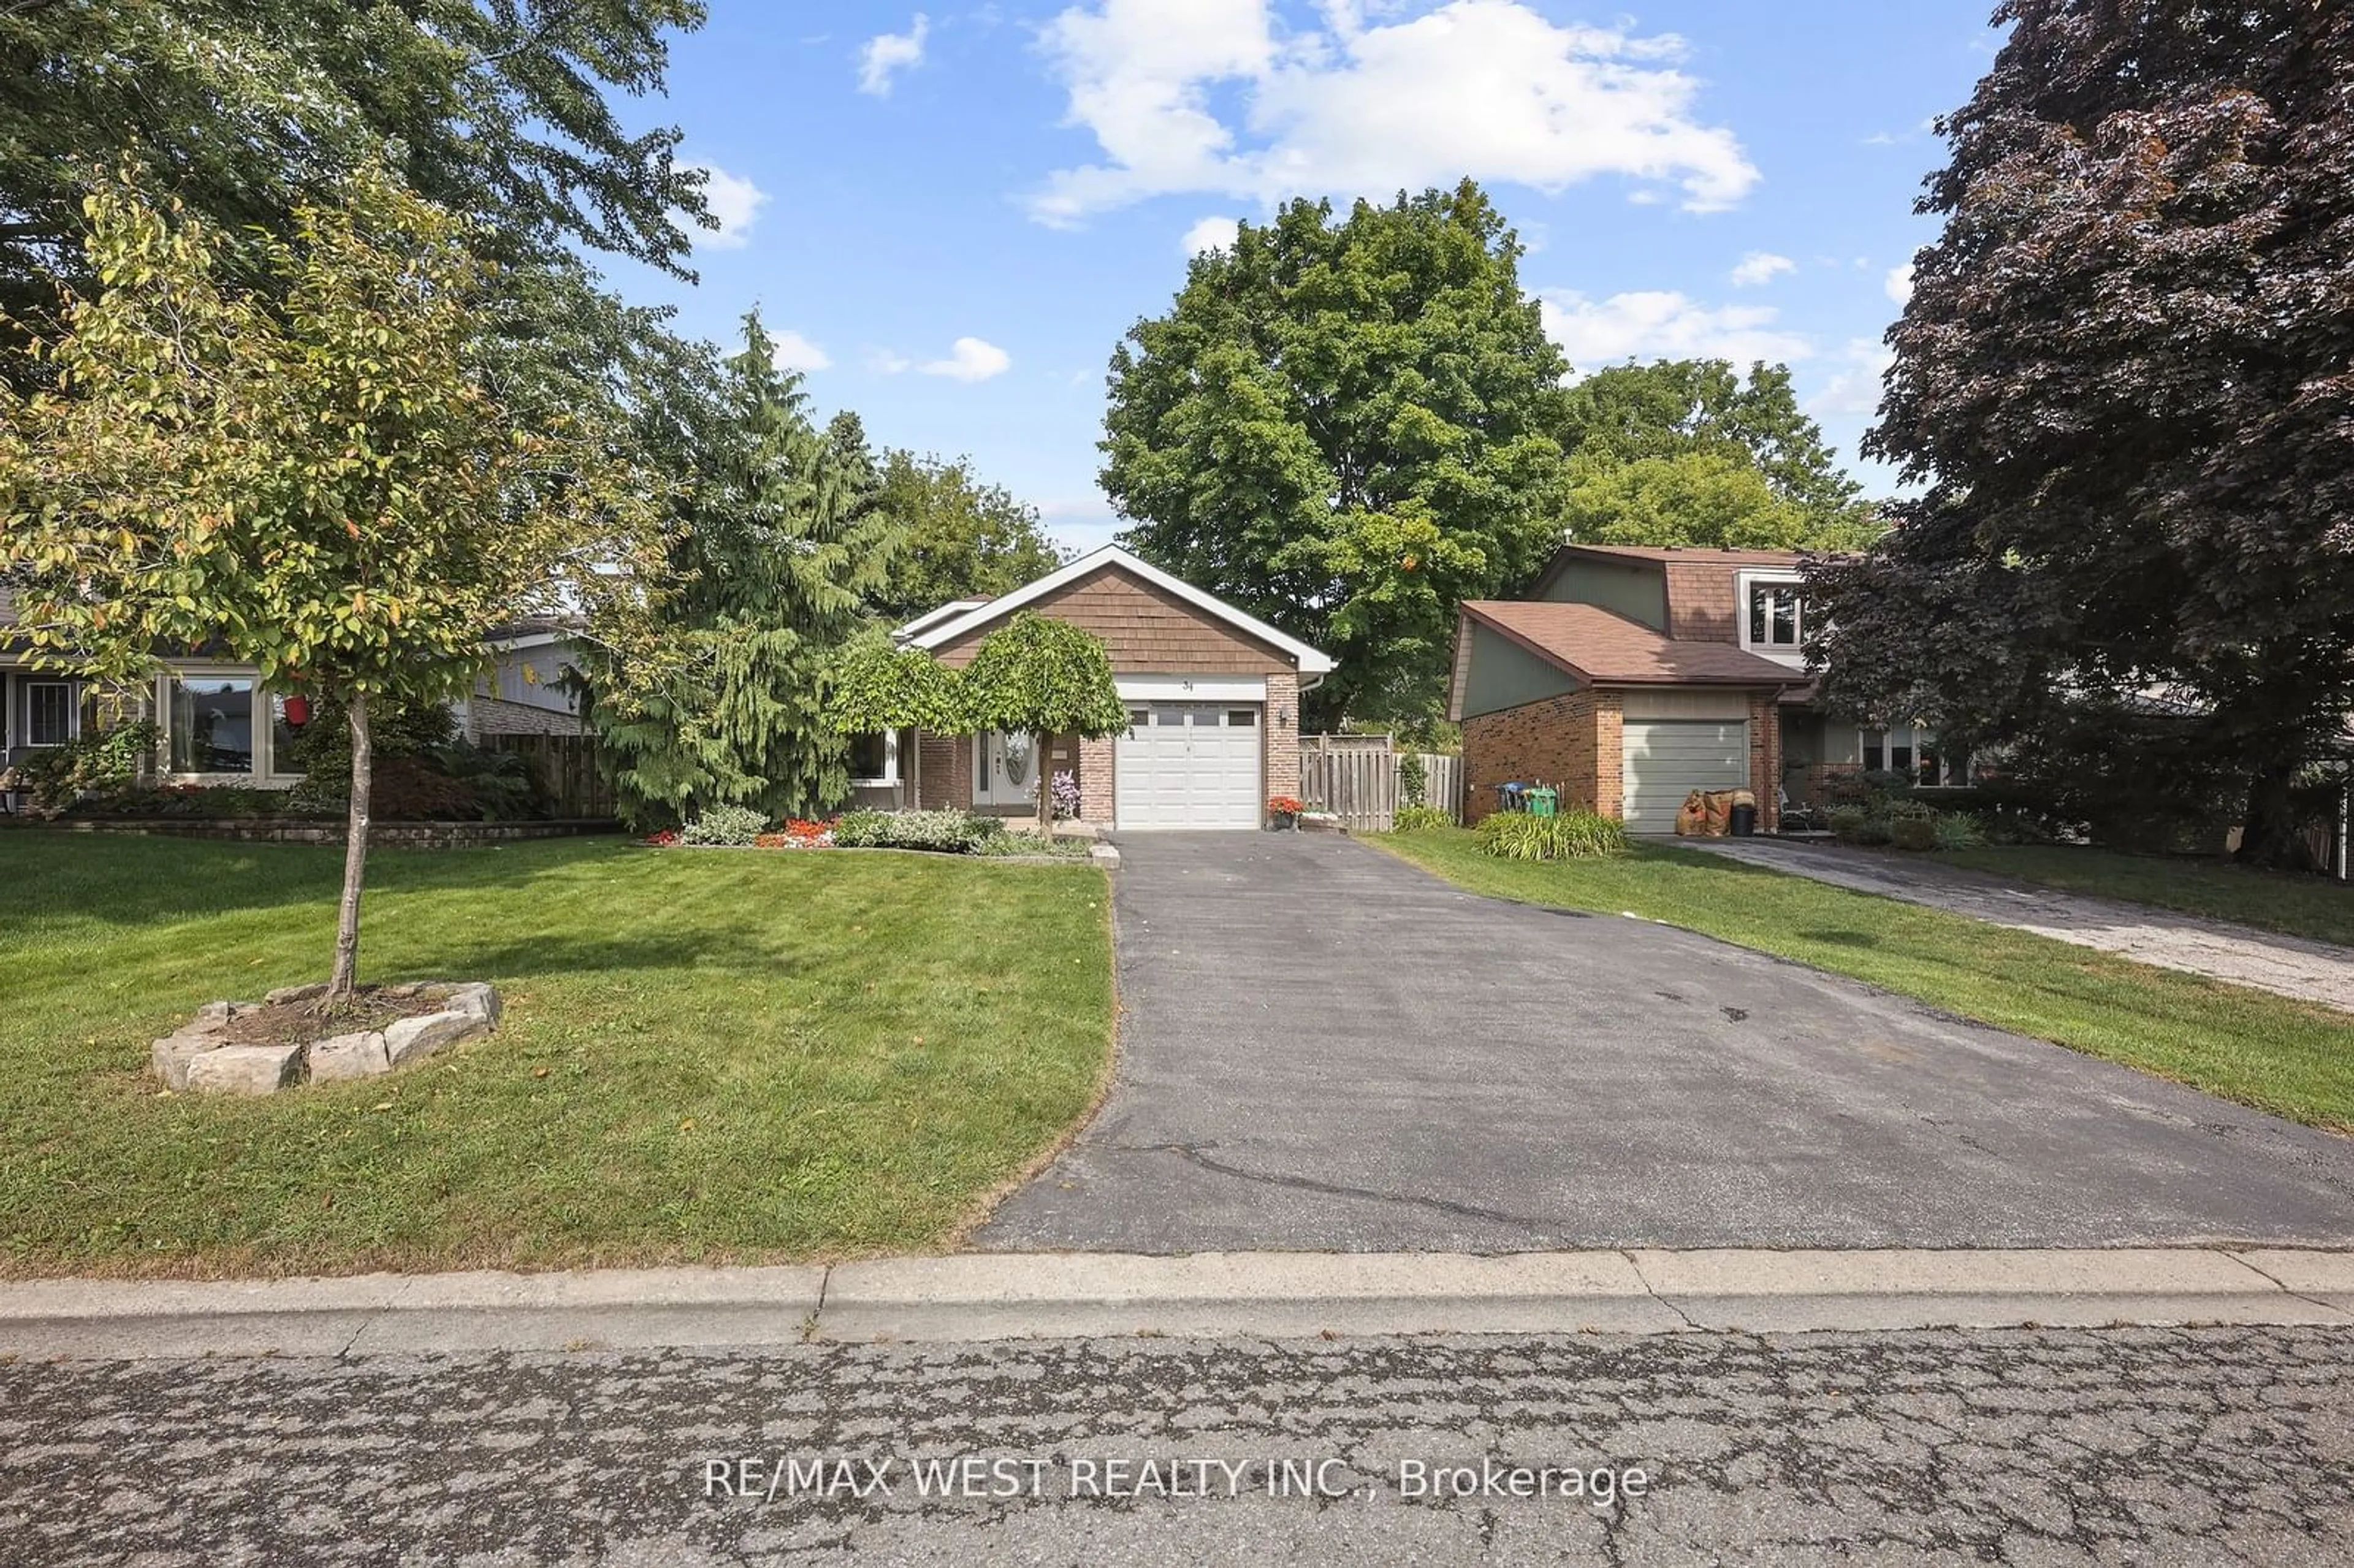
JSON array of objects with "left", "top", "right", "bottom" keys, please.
[{"left": 1268, "top": 794, "right": 1305, "bottom": 830}]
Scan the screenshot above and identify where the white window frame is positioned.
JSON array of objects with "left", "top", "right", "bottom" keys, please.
[
  {"left": 25, "top": 680, "right": 76, "bottom": 747},
  {"left": 1859, "top": 723, "right": 1969, "bottom": 788},
  {"left": 157, "top": 668, "right": 305, "bottom": 785},
  {"left": 848, "top": 728, "right": 899, "bottom": 788},
  {"left": 1734, "top": 571, "right": 1808, "bottom": 668}
]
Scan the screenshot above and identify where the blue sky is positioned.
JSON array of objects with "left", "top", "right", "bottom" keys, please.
[{"left": 601, "top": 1, "right": 2006, "bottom": 553}]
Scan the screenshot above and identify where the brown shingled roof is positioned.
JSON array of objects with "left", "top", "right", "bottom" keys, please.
[{"left": 1461, "top": 600, "right": 1799, "bottom": 687}]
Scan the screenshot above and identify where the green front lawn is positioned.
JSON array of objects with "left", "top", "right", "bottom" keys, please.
[
  {"left": 1376, "top": 829, "right": 2354, "bottom": 1133},
  {"left": 1932, "top": 843, "right": 2354, "bottom": 949},
  {"left": 0, "top": 831, "right": 1113, "bottom": 1279}
]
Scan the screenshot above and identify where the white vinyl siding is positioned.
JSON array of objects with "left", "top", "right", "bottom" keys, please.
[
  {"left": 1115, "top": 701, "right": 1262, "bottom": 829},
  {"left": 1622, "top": 718, "right": 1748, "bottom": 834}
]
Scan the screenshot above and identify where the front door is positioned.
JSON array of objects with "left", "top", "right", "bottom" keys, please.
[{"left": 976, "top": 729, "right": 1039, "bottom": 808}]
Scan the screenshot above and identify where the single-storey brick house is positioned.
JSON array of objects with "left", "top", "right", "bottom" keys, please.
[
  {"left": 1451, "top": 544, "right": 1969, "bottom": 833},
  {"left": 853, "top": 545, "right": 1335, "bottom": 831}
]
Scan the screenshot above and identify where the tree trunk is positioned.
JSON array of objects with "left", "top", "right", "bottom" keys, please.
[
  {"left": 2234, "top": 760, "right": 2317, "bottom": 872},
  {"left": 1035, "top": 730, "right": 1054, "bottom": 833},
  {"left": 327, "top": 690, "right": 373, "bottom": 1006}
]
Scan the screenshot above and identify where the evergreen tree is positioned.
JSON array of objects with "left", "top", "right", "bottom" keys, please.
[{"left": 589, "top": 315, "right": 903, "bottom": 827}]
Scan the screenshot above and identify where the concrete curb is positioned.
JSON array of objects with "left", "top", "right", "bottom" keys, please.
[{"left": 2, "top": 1249, "right": 2349, "bottom": 1360}]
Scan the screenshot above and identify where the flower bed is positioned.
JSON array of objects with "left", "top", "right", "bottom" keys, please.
[{"left": 646, "top": 810, "right": 1092, "bottom": 860}]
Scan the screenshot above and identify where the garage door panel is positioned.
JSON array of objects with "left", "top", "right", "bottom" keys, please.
[
  {"left": 1116, "top": 701, "right": 1262, "bottom": 829},
  {"left": 1622, "top": 718, "right": 1747, "bottom": 834}
]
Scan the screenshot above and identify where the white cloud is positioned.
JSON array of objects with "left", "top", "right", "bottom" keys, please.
[
  {"left": 1030, "top": 0, "right": 1756, "bottom": 225},
  {"left": 769, "top": 330, "right": 833, "bottom": 373},
  {"left": 1808, "top": 338, "right": 1894, "bottom": 418},
  {"left": 690, "top": 162, "right": 768, "bottom": 250},
  {"left": 859, "top": 13, "right": 930, "bottom": 96},
  {"left": 869, "top": 348, "right": 915, "bottom": 375},
  {"left": 1884, "top": 262, "right": 1916, "bottom": 305},
  {"left": 1728, "top": 251, "right": 1794, "bottom": 287},
  {"left": 1181, "top": 214, "right": 1241, "bottom": 254},
  {"left": 920, "top": 337, "right": 1012, "bottom": 382},
  {"left": 1539, "top": 289, "right": 1814, "bottom": 376}
]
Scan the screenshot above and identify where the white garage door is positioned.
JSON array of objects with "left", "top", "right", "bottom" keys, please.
[
  {"left": 1621, "top": 719, "right": 1748, "bottom": 834},
  {"left": 1116, "top": 702, "right": 1262, "bottom": 829}
]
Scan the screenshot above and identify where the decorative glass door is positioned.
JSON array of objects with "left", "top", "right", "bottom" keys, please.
[{"left": 977, "top": 730, "right": 1038, "bottom": 805}]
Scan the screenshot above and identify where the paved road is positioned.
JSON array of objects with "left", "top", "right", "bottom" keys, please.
[
  {"left": 1683, "top": 837, "right": 2354, "bottom": 1011},
  {"left": 6, "top": 1325, "right": 2352, "bottom": 1566},
  {"left": 977, "top": 833, "right": 2354, "bottom": 1252}
]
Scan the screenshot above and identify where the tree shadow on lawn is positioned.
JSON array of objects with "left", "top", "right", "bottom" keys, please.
[{"left": 0, "top": 829, "right": 653, "bottom": 932}]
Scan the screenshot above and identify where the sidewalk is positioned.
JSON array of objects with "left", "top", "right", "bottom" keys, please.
[
  {"left": 1682, "top": 837, "right": 2354, "bottom": 1011},
  {"left": 5, "top": 1248, "right": 2351, "bottom": 1358}
]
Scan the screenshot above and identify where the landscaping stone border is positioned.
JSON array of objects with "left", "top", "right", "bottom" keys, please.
[
  {"left": 153, "top": 983, "right": 501, "bottom": 1095},
  {"left": 24, "top": 819, "right": 618, "bottom": 848}
]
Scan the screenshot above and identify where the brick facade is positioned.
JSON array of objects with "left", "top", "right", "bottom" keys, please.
[
  {"left": 1465, "top": 685, "right": 1778, "bottom": 830},
  {"left": 1462, "top": 689, "right": 1602, "bottom": 825},
  {"left": 1264, "top": 671, "right": 1300, "bottom": 807},
  {"left": 1077, "top": 733, "right": 1116, "bottom": 824},
  {"left": 1746, "top": 691, "right": 1783, "bottom": 832}
]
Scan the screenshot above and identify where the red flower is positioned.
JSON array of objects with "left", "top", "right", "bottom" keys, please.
[{"left": 1267, "top": 795, "right": 1306, "bottom": 814}]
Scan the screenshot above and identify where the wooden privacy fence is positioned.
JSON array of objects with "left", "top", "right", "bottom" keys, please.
[
  {"left": 1298, "top": 737, "right": 1464, "bottom": 832},
  {"left": 481, "top": 732, "right": 616, "bottom": 820}
]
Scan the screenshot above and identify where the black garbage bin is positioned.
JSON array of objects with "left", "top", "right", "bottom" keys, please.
[{"left": 1729, "top": 802, "right": 1758, "bottom": 837}]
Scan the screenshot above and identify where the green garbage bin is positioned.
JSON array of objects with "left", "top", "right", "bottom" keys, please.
[{"left": 1527, "top": 786, "right": 1558, "bottom": 818}]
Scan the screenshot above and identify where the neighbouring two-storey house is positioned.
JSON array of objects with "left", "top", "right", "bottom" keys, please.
[{"left": 1449, "top": 544, "right": 1965, "bottom": 832}]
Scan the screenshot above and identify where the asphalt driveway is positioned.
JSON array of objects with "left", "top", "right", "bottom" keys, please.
[{"left": 975, "top": 833, "right": 2354, "bottom": 1252}]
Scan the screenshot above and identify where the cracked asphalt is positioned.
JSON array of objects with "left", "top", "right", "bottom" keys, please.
[
  {"left": 6, "top": 1324, "right": 2353, "bottom": 1565},
  {"left": 977, "top": 834, "right": 2354, "bottom": 1252}
]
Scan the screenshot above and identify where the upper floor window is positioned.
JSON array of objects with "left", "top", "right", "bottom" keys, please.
[{"left": 1748, "top": 584, "right": 1805, "bottom": 649}]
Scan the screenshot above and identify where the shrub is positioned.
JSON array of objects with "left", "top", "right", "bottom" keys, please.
[
  {"left": 679, "top": 804, "right": 770, "bottom": 846},
  {"left": 1396, "top": 752, "right": 1428, "bottom": 807},
  {"left": 1474, "top": 809, "right": 1627, "bottom": 861},
  {"left": 1930, "top": 812, "right": 1987, "bottom": 851},
  {"left": 829, "top": 809, "right": 1002, "bottom": 853},
  {"left": 20, "top": 720, "right": 161, "bottom": 813},
  {"left": 1393, "top": 804, "right": 1454, "bottom": 832},
  {"left": 1050, "top": 769, "right": 1081, "bottom": 821},
  {"left": 1829, "top": 807, "right": 1892, "bottom": 847},
  {"left": 1889, "top": 814, "right": 1938, "bottom": 851}
]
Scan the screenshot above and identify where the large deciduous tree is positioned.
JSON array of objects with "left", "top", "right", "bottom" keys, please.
[
  {"left": 0, "top": 169, "right": 668, "bottom": 1002},
  {"left": 1554, "top": 360, "right": 1880, "bottom": 550},
  {"left": 866, "top": 451, "right": 1064, "bottom": 624},
  {"left": 1101, "top": 181, "right": 1570, "bottom": 727},
  {"left": 583, "top": 316, "right": 902, "bottom": 829},
  {"left": 1808, "top": 0, "right": 2354, "bottom": 868},
  {"left": 0, "top": 1, "right": 710, "bottom": 329}
]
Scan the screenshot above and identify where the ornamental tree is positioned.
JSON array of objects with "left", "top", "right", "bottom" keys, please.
[
  {"left": 1809, "top": 0, "right": 2354, "bottom": 869},
  {"left": 0, "top": 168, "right": 666, "bottom": 1003},
  {"left": 826, "top": 639, "right": 968, "bottom": 809},
  {"left": 958, "top": 614, "right": 1129, "bottom": 831}
]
